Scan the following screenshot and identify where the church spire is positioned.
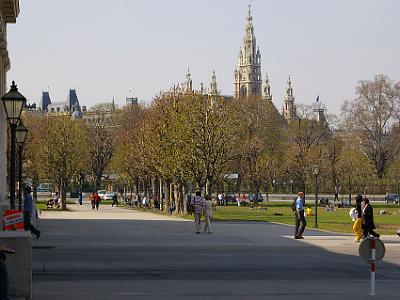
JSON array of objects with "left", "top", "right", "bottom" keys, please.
[
  {"left": 286, "top": 76, "right": 293, "bottom": 97},
  {"left": 210, "top": 71, "right": 218, "bottom": 95},
  {"left": 183, "top": 67, "right": 193, "bottom": 93},
  {"left": 234, "top": 4, "right": 262, "bottom": 98},
  {"left": 283, "top": 75, "right": 297, "bottom": 122},
  {"left": 263, "top": 72, "right": 272, "bottom": 101}
]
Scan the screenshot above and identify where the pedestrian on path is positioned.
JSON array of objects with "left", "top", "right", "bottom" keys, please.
[
  {"left": 204, "top": 195, "right": 213, "bottom": 234},
  {"left": 191, "top": 191, "right": 205, "bottom": 234},
  {"left": 112, "top": 193, "right": 118, "bottom": 207},
  {"left": 351, "top": 194, "right": 363, "bottom": 242},
  {"left": 94, "top": 192, "right": 101, "bottom": 210},
  {"left": 89, "top": 192, "right": 96, "bottom": 209},
  {"left": 294, "top": 191, "right": 306, "bottom": 239},
  {"left": 334, "top": 186, "right": 339, "bottom": 201},
  {"left": 23, "top": 186, "right": 41, "bottom": 239},
  {"left": 362, "top": 198, "right": 380, "bottom": 239}
]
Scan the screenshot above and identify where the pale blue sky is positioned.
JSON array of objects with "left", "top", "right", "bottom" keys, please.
[{"left": 7, "top": 0, "right": 400, "bottom": 115}]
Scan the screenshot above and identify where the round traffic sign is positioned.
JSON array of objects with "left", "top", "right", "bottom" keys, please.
[{"left": 359, "top": 238, "right": 385, "bottom": 262}]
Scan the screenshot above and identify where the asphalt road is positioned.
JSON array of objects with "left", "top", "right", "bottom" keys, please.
[{"left": 32, "top": 203, "right": 400, "bottom": 299}]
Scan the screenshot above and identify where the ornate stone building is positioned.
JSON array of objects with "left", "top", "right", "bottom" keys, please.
[
  {"left": 0, "top": 1, "right": 20, "bottom": 216},
  {"left": 179, "top": 5, "right": 326, "bottom": 124}
]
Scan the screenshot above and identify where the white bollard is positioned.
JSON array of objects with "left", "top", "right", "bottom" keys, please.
[{"left": 370, "top": 239, "right": 376, "bottom": 296}]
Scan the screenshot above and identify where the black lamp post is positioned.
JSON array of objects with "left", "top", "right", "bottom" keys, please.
[
  {"left": 2, "top": 81, "right": 26, "bottom": 210},
  {"left": 312, "top": 165, "right": 320, "bottom": 228},
  {"left": 16, "top": 122, "right": 28, "bottom": 210}
]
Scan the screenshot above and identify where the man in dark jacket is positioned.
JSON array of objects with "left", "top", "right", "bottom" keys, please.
[{"left": 362, "top": 198, "right": 380, "bottom": 239}]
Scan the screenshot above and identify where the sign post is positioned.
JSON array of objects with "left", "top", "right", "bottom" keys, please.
[
  {"left": 3, "top": 209, "right": 25, "bottom": 230},
  {"left": 359, "top": 237, "right": 385, "bottom": 296}
]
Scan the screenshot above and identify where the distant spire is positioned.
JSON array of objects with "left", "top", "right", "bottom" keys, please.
[
  {"left": 248, "top": 2, "right": 252, "bottom": 21},
  {"left": 184, "top": 67, "right": 193, "bottom": 93},
  {"left": 210, "top": 71, "right": 218, "bottom": 95},
  {"left": 286, "top": 76, "right": 293, "bottom": 96},
  {"left": 234, "top": 2, "right": 261, "bottom": 98},
  {"left": 283, "top": 75, "right": 296, "bottom": 122},
  {"left": 263, "top": 72, "right": 272, "bottom": 101}
]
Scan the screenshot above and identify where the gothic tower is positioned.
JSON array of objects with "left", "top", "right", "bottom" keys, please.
[
  {"left": 283, "top": 76, "right": 297, "bottom": 121},
  {"left": 210, "top": 71, "right": 218, "bottom": 95},
  {"left": 263, "top": 73, "right": 272, "bottom": 101},
  {"left": 234, "top": 5, "right": 262, "bottom": 98},
  {"left": 183, "top": 67, "right": 193, "bottom": 94}
]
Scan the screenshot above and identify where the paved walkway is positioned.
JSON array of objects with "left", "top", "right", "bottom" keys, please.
[
  {"left": 40, "top": 201, "right": 189, "bottom": 221},
  {"left": 33, "top": 203, "right": 400, "bottom": 299}
]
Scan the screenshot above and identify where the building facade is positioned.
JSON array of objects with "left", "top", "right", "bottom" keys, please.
[{"left": 0, "top": 0, "right": 20, "bottom": 215}]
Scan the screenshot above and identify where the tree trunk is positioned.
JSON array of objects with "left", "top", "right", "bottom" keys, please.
[
  {"left": 159, "top": 178, "right": 164, "bottom": 211},
  {"left": 135, "top": 180, "right": 140, "bottom": 206},
  {"left": 165, "top": 180, "right": 171, "bottom": 210},
  {"left": 61, "top": 180, "right": 67, "bottom": 210},
  {"left": 169, "top": 181, "right": 174, "bottom": 209},
  {"left": 254, "top": 184, "right": 259, "bottom": 206},
  {"left": 182, "top": 184, "right": 187, "bottom": 214},
  {"left": 151, "top": 177, "right": 157, "bottom": 204}
]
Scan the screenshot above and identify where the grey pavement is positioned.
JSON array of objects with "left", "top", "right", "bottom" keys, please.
[{"left": 32, "top": 202, "right": 400, "bottom": 299}]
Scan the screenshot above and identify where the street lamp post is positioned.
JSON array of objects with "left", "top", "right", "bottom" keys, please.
[
  {"left": 290, "top": 179, "right": 294, "bottom": 194},
  {"left": 2, "top": 81, "right": 26, "bottom": 210},
  {"left": 15, "top": 123, "right": 28, "bottom": 210},
  {"left": 312, "top": 165, "right": 320, "bottom": 228}
]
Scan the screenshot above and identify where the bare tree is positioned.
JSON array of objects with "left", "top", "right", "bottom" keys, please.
[
  {"left": 85, "top": 103, "right": 119, "bottom": 191},
  {"left": 342, "top": 75, "right": 400, "bottom": 179}
]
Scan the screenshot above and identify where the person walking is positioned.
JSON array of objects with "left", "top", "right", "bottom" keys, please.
[
  {"left": 111, "top": 193, "right": 118, "bottom": 207},
  {"left": 89, "top": 192, "right": 96, "bottom": 209},
  {"left": 294, "top": 191, "right": 306, "bottom": 239},
  {"left": 352, "top": 194, "right": 363, "bottom": 242},
  {"left": 23, "top": 186, "right": 41, "bottom": 239},
  {"left": 191, "top": 191, "right": 205, "bottom": 234},
  {"left": 217, "top": 192, "right": 223, "bottom": 206},
  {"left": 334, "top": 186, "right": 339, "bottom": 201},
  {"left": 94, "top": 192, "right": 101, "bottom": 210},
  {"left": 78, "top": 190, "right": 83, "bottom": 205},
  {"left": 204, "top": 195, "right": 213, "bottom": 234},
  {"left": 362, "top": 198, "right": 380, "bottom": 239}
]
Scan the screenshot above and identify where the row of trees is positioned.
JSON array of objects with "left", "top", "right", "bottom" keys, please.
[{"left": 22, "top": 75, "right": 400, "bottom": 211}]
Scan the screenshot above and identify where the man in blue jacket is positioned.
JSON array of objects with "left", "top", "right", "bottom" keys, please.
[{"left": 294, "top": 192, "right": 306, "bottom": 239}]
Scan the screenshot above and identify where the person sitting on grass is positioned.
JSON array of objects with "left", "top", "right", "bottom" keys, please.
[{"left": 46, "top": 198, "right": 54, "bottom": 209}]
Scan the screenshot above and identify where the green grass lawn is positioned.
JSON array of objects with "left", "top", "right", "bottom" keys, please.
[
  {"left": 210, "top": 202, "right": 400, "bottom": 235},
  {"left": 36, "top": 200, "right": 75, "bottom": 211}
]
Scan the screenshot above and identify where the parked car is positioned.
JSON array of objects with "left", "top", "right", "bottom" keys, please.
[
  {"left": 97, "top": 190, "right": 107, "bottom": 200},
  {"left": 104, "top": 191, "right": 117, "bottom": 200},
  {"left": 384, "top": 194, "right": 399, "bottom": 204}
]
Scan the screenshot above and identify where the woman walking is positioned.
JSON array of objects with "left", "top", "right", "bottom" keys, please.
[{"left": 204, "top": 195, "right": 213, "bottom": 234}]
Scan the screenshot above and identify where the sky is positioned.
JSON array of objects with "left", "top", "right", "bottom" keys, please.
[{"left": 6, "top": 0, "right": 400, "bottom": 115}]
